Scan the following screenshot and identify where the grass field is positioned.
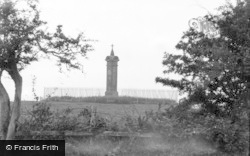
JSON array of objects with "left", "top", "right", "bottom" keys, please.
[{"left": 21, "top": 101, "right": 169, "bottom": 120}]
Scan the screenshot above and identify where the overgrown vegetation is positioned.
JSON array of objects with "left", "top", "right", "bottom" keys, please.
[
  {"left": 154, "top": 1, "right": 250, "bottom": 155},
  {"left": 18, "top": 102, "right": 109, "bottom": 136},
  {"left": 17, "top": 101, "right": 249, "bottom": 155}
]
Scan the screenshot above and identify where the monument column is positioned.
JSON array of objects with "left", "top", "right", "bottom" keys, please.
[{"left": 105, "top": 45, "right": 119, "bottom": 96}]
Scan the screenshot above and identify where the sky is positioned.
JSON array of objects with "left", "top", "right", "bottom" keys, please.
[{"left": 2, "top": 0, "right": 232, "bottom": 100}]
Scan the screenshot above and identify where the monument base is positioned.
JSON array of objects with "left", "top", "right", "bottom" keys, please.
[{"left": 105, "top": 91, "right": 119, "bottom": 97}]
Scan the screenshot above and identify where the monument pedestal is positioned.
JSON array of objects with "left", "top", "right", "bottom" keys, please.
[{"left": 105, "top": 91, "right": 118, "bottom": 97}]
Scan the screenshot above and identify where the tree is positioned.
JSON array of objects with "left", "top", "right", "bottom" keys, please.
[
  {"left": 0, "top": 0, "right": 93, "bottom": 140},
  {"left": 156, "top": 0, "right": 250, "bottom": 117}
]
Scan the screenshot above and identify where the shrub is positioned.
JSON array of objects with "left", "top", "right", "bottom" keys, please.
[
  {"left": 19, "top": 102, "right": 54, "bottom": 132},
  {"left": 18, "top": 102, "right": 109, "bottom": 139},
  {"left": 157, "top": 101, "right": 250, "bottom": 155}
]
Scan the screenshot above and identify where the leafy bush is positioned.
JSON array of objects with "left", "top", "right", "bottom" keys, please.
[
  {"left": 156, "top": 101, "right": 249, "bottom": 155},
  {"left": 52, "top": 108, "right": 81, "bottom": 131},
  {"left": 23, "top": 102, "right": 54, "bottom": 131},
  {"left": 18, "top": 102, "right": 109, "bottom": 139}
]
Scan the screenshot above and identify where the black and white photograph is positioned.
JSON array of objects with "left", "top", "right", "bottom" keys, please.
[{"left": 0, "top": 0, "right": 249, "bottom": 155}]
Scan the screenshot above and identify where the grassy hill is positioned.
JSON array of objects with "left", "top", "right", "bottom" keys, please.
[{"left": 43, "top": 95, "right": 177, "bottom": 105}]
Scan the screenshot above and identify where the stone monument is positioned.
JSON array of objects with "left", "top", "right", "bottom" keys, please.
[{"left": 105, "top": 45, "right": 119, "bottom": 96}]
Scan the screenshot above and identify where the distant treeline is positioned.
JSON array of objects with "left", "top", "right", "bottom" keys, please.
[{"left": 44, "top": 96, "right": 176, "bottom": 105}]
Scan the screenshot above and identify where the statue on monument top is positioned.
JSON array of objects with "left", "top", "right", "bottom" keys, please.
[{"left": 106, "top": 44, "right": 119, "bottom": 62}]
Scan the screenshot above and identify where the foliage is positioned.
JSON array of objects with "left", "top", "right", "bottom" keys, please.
[
  {"left": 17, "top": 100, "right": 249, "bottom": 155},
  {"left": 157, "top": 102, "right": 249, "bottom": 155},
  {"left": 0, "top": 0, "right": 92, "bottom": 71},
  {"left": 156, "top": 0, "right": 250, "bottom": 116},
  {"left": 154, "top": 2, "right": 250, "bottom": 154},
  {"left": 0, "top": 0, "right": 93, "bottom": 139},
  {"left": 18, "top": 102, "right": 108, "bottom": 139},
  {"left": 109, "top": 100, "right": 249, "bottom": 155}
]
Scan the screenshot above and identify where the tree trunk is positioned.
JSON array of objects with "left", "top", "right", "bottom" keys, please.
[
  {"left": 0, "top": 70, "right": 10, "bottom": 140},
  {"left": 6, "top": 64, "right": 22, "bottom": 140}
]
